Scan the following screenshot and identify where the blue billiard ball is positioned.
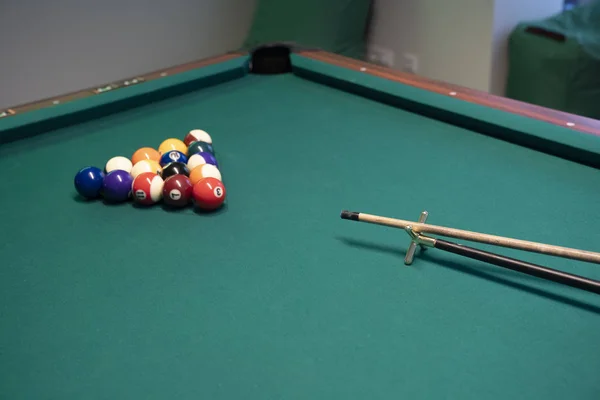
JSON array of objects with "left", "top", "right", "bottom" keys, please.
[
  {"left": 74, "top": 166, "right": 105, "bottom": 199},
  {"left": 102, "top": 170, "right": 133, "bottom": 202},
  {"left": 159, "top": 150, "right": 188, "bottom": 167}
]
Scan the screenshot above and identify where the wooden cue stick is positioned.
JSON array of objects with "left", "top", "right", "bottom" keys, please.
[
  {"left": 433, "top": 237, "right": 600, "bottom": 295},
  {"left": 340, "top": 211, "right": 600, "bottom": 265}
]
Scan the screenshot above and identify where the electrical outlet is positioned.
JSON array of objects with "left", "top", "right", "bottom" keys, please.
[
  {"left": 402, "top": 53, "right": 419, "bottom": 74},
  {"left": 368, "top": 46, "right": 395, "bottom": 68}
]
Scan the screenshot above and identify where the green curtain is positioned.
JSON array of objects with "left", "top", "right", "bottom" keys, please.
[{"left": 505, "top": 3, "right": 600, "bottom": 118}]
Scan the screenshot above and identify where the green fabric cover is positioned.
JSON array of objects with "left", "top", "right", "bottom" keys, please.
[
  {"left": 243, "top": 0, "right": 372, "bottom": 60},
  {"left": 506, "top": 3, "right": 600, "bottom": 118}
]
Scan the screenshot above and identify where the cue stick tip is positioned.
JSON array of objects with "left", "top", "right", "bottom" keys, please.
[{"left": 340, "top": 210, "right": 360, "bottom": 221}]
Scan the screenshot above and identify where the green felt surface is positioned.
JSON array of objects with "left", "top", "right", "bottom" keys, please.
[{"left": 1, "top": 55, "right": 600, "bottom": 400}]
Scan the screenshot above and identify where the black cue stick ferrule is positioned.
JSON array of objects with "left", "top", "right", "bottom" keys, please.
[
  {"left": 434, "top": 239, "right": 600, "bottom": 295},
  {"left": 340, "top": 210, "right": 360, "bottom": 221}
]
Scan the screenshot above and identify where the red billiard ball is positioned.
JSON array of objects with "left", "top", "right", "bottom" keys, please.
[
  {"left": 132, "top": 172, "right": 164, "bottom": 205},
  {"left": 162, "top": 174, "right": 193, "bottom": 208},
  {"left": 184, "top": 129, "right": 212, "bottom": 146},
  {"left": 192, "top": 177, "right": 226, "bottom": 210}
]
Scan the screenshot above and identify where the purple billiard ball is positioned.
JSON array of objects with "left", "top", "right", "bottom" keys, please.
[
  {"left": 187, "top": 151, "right": 218, "bottom": 170},
  {"left": 102, "top": 170, "right": 133, "bottom": 202}
]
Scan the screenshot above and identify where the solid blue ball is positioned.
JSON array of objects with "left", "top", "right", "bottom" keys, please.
[
  {"left": 74, "top": 166, "right": 105, "bottom": 199},
  {"left": 159, "top": 150, "right": 188, "bottom": 167}
]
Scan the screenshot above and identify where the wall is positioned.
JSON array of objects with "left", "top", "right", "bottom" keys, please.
[
  {"left": 367, "top": 0, "right": 496, "bottom": 92},
  {"left": 0, "top": 0, "right": 257, "bottom": 109},
  {"left": 367, "top": 0, "right": 563, "bottom": 94}
]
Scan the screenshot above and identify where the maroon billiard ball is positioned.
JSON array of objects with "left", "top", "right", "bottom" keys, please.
[{"left": 162, "top": 174, "right": 193, "bottom": 207}]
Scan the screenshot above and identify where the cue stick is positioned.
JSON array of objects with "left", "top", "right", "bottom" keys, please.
[
  {"left": 340, "top": 211, "right": 600, "bottom": 265},
  {"left": 403, "top": 227, "right": 600, "bottom": 295}
]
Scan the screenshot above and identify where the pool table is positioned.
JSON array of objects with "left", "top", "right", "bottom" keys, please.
[{"left": 2, "top": 44, "right": 600, "bottom": 399}]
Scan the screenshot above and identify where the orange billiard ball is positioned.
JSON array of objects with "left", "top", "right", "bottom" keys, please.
[
  {"left": 189, "top": 164, "right": 221, "bottom": 185},
  {"left": 192, "top": 177, "right": 226, "bottom": 210},
  {"left": 131, "top": 147, "right": 161, "bottom": 165}
]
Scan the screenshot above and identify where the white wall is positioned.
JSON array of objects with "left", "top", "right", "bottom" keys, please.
[
  {"left": 367, "top": 0, "right": 496, "bottom": 92},
  {"left": 1, "top": 0, "right": 568, "bottom": 108},
  {"left": 0, "top": 0, "right": 257, "bottom": 109},
  {"left": 367, "top": 0, "right": 563, "bottom": 95}
]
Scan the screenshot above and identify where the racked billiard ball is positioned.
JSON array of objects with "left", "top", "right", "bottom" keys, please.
[
  {"left": 187, "top": 152, "right": 218, "bottom": 170},
  {"left": 74, "top": 166, "right": 104, "bottom": 199},
  {"left": 189, "top": 164, "right": 222, "bottom": 185},
  {"left": 131, "top": 147, "right": 161, "bottom": 165},
  {"left": 158, "top": 138, "right": 188, "bottom": 156},
  {"left": 188, "top": 140, "right": 214, "bottom": 156},
  {"left": 159, "top": 150, "right": 188, "bottom": 167},
  {"left": 161, "top": 162, "right": 190, "bottom": 179},
  {"left": 184, "top": 129, "right": 212, "bottom": 146},
  {"left": 192, "top": 177, "right": 226, "bottom": 210},
  {"left": 102, "top": 170, "right": 133, "bottom": 202},
  {"left": 132, "top": 172, "right": 164, "bottom": 205},
  {"left": 163, "top": 174, "right": 193, "bottom": 208},
  {"left": 105, "top": 156, "right": 133, "bottom": 174},
  {"left": 130, "top": 159, "right": 162, "bottom": 179}
]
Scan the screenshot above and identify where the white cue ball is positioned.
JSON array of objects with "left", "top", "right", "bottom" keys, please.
[{"left": 105, "top": 156, "right": 133, "bottom": 173}]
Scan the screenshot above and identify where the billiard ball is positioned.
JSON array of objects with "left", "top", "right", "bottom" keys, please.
[
  {"left": 158, "top": 138, "right": 188, "bottom": 155},
  {"left": 189, "top": 164, "right": 222, "bottom": 185},
  {"left": 192, "top": 177, "right": 226, "bottom": 210},
  {"left": 187, "top": 152, "right": 218, "bottom": 170},
  {"left": 131, "top": 147, "right": 161, "bottom": 165},
  {"left": 132, "top": 172, "right": 164, "bottom": 205},
  {"left": 159, "top": 150, "right": 188, "bottom": 167},
  {"left": 162, "top": 174, "right": 193, "bottom": 208},
  {"left": 74, "top": 166, "right": 104, "bottom": 199},
  {"left": 161, "top": 162, "right": 190, "bottom": 179},
  {"left": 188, "top": 140, "right": 214, "bottom": 156},
  {"left": 105, "top": 156, "right": 133, "bottom": 173},
  {"left": 102, "top": 170, "right": 133, "bottom": 202},
  {"left": 184, "top": 129, "right": 212, "bottom": 146},
  {"left": 130, "top": 159, "right": 162, "bottom": 179}
]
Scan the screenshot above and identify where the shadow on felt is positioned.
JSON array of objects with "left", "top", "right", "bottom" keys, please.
[
  {"left": 192, "top": 202, "right": 228, "bottom": 217},
  {"left": 72, "top": 193, "right": 93, "bottom": 203},
  {"left": 337, "top": 236, "right": 600, "bottom": 315}
]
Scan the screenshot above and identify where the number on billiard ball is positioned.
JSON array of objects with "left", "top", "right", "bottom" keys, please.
[
  {"left": 162, "top": 174, "right": 193, "bottom": 208},
  {"left": 192, "top": 177, "right": 226, "bottom": 210},
  {"left": 159, "top": 150, "right": 188, "bottom": 167},
  {"left": 132, "top": 172, "right": 164, "bottom": 205}
]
